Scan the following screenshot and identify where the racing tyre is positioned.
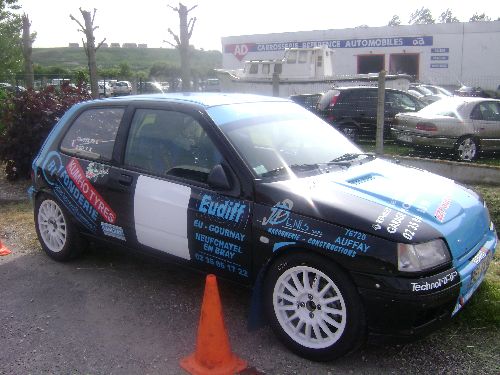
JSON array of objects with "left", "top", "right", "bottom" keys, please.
[
  {"left": 35, "top": 195, "right": 86, "bottom": 261},
  {"left": 265, "top": 252, "right": 365, "bottom": 361},
  {"left": 455, "top": 136, "right": 478, "bottom": 161}
]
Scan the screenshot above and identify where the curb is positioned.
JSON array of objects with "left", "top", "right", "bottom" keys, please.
[{"left": 385, "top": 156, "right": 500, "bottom": 185}]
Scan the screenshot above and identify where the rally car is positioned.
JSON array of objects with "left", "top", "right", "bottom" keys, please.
[{"left": 30, "top": 93, "right": 497, "bottom": 361}]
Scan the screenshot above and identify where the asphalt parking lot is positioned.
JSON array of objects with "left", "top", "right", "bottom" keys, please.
[{"left": 1, "top": 240, "right": 498, "bottom": 375}]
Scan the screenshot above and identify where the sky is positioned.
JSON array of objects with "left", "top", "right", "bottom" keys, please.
[{"left": 15, "top": 0, "right": 500, "bottom": 51}]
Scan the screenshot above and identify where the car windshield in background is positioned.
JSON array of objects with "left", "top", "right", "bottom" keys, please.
[{"left": 208, "top": 101, "right": 362, "bottom": 179}]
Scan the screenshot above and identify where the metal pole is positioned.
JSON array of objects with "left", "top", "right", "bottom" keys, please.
[
  {"left": 272, "top": 72, "right": 279, "bottom": 97},
  {"left": 376, "top": 70, "right": 386, "bottom": 155}
]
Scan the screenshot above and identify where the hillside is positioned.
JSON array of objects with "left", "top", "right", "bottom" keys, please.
[{"left": 32, "top": 47, "right": 222, "bottom": 74}]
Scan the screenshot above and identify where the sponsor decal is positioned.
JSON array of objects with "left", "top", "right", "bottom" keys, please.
[
  {"left": 262, "top": 199, "right": 293, "bottom": 226},
  {"left": 434, "top": 196, "right": 452, "bottom": 223},
  {"left": 66, "top": 158, "right": 116, "bottom": 223},
  {"left": 71, "top": 137, "right": 100, "bottom": 153},
  {"left": 85, "top": 162, "right": 109, "bottom": 182},
  {"left": 373, "top": 207, "right": 392, "bottom": 230},
  {"left": 411, "top": 270, "right": 458, "bottom": 292},
  {"left": 198, "top": 194, "right": 247, "bottom": 224},
  {"left": 191, "top": 193, "right": 250, "bottom": 278},
  {"left": 260, "top": 200, "right": 373, "bottom": 258},
  {"left": 42, "top": 152, "right": 117, "bottom": 232},
  {"left": 101, "top": 222, "right": 125, "bottom": 241}
]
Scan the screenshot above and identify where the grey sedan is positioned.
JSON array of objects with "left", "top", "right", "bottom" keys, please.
[{"left": 391, "top": 97, "right": 500, "bottom": 161}]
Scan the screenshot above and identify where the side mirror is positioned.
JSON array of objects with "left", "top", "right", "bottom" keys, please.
[{"left": 207, "top": 164, "right": 232, "bottom": 190}]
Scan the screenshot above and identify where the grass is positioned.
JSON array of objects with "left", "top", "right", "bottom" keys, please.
[{"left": 359, "top": 140, "right": 500, "bottom": 167}]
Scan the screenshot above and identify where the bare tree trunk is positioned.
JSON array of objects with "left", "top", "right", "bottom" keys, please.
[
  {"left": 21, "top": 14, "right": 34, "bottom": 90},
  {"left": 166, "top": 3, "right": 197, "bottom": 92},
  {"left": 70, "top": 8, "right": 106, "bottom": 99}
]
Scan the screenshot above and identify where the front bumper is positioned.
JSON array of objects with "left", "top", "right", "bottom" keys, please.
[
  {"left": 391, "top": 128, "right": 458, "bottom": 149},
  {"left": 352, "top": 230, "right": 497, "bottom": 337}
]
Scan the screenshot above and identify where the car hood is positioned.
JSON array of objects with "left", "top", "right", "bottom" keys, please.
[{"left": 255, "top": 158, "right": 490, "bottom": 263}]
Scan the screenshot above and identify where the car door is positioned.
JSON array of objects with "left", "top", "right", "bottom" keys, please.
[
  {"left": 113, "top": 105, "right": 253, "bottom": 281},
  {"left": 470, "top": 101, "right": 500, "bottom": 150},
  {"left": 57, "top": 105, "right": 126, "bottom": 240}
]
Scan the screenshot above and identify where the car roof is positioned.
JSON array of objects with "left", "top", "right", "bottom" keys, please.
[
  {"left": 91, "top": 92, "right": 289, "bottom": 108},
  {"left": 327, "top": 86, "right": 405, "bottom": 93}
]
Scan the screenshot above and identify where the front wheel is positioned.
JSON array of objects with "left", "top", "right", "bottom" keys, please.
[
  {"left": 264, "top": 252, "right": 365, "bottom": 361},
  {"left": 35, "top": 195, "right": 86, "bottom": 261},
  {"left": 455, "top": 136, "right": 478, "bottom": 161}
]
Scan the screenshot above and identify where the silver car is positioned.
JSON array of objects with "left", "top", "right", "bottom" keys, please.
[{"left": 392, "top": 97, "right": 500, "bottom": 161}]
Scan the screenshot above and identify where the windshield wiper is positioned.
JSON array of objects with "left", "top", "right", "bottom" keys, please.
[{"left": 329, "top": 153, "right": 375, "bottom": 164}]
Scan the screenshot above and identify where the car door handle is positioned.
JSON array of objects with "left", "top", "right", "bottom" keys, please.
[{"left": 118, "top": 173, "right": 133, "bottom": 186}]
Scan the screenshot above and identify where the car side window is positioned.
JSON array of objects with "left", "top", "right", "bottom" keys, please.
[
  {"left": 473, "top": 102, "right": 500, "bottom": 121},
  {"left": 60, "top": 107, "right": 124, "bottom": 161},
  {"left": 124, "top": 109, "right": 223, "bottom": 184},
  {"left": 386, "top": 91, "right": 419, "bottom": 112}
]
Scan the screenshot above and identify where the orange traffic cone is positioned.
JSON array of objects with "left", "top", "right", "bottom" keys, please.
[
  {"left": 180, "top": 274, "right": 247, "bottom": 375},
  {"left": 0, "top": 239, "right": 11, "bottom": 256}
]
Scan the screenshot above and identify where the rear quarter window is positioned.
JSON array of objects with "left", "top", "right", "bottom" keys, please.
[{"left": 60, "top": 107, "right": 124, "bottom": 161}]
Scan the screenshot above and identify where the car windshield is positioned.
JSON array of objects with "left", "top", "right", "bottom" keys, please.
[{"left": 208, "top": 101, "right": 365, "bottom": 179}]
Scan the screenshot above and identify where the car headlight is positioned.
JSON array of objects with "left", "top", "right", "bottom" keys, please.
[{"left": 397, "top": 239, "right": 451, "bottom": 272}]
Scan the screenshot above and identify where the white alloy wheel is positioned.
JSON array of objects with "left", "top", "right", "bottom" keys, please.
[
  {"left": 273, "top": 265, "right": 347, "bottom": 349},
  {"left": 37, "top": 199, "right": 67, "bottom": 253},
  {"left": 456, "top": 137, "right": 477, "bottom": 161}
]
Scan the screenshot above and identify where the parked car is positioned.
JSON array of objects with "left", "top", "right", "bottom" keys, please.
[
  {"left": 419, "top": 84, "right": 454, "bottom": 97},
  {"left": 137, "top": 81, "right": 163, "bottom": 94},
  {"left": 316, "top": 87, "right": 425, "bottom": 142},
  {"left": 408, "top": 85, "right": 438, "bottom": 105},
  {"left": 29, "top": 93, "right": 497, "bottom": 361},
  {"left": 392, "top": 97, "right": 500, "bottom": 161},
  {"left": 113, "top": 81, "right": 132, "bottom": 96},
  {"left": 0, "top": 82, "right": 26, "bottom": 94},
  {"left": 289, "top": 93, "right": 323, "bottom": 112},
  {"left": 98, "top": 82, "right": 114, "bottom": 98},
  {"left": 454, "top": 85, "right": 489, "bottom": 98},
  {"left": 203, "top": 78, "right": 221, "bottom": 92}
]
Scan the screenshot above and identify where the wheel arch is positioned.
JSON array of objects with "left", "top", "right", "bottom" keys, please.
[{"left": 248, "top": 244, "right": 357, "bottom": 329}]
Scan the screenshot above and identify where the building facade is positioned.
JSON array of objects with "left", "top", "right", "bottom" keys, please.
[{"left": 221, "top": 21, "right": 500, "bottom": 90}]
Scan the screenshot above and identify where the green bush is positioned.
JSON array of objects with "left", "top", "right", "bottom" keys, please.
[{"left": 0, "top": 84, "right": 91, "bottom": 180}]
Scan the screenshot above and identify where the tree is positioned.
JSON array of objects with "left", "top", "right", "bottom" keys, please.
[
  {"left": 387, "top": 15, "right": 401, "bottom": 26},
  {"left": 439, "top": 9, "right": 459, "bottom": 23},
  {"left": 469, "top": 13, "right": 491, "bottom": 22},
  {"left": 21, "top": 14, "right": 35, "bottom": 89},
  {"left": 165, "top": 2, "right": 197, "bottom": 91},
  {"left": 0, "top": 0, "right": 22, "bottom": 79},
  {"left": 70, "top": 8, "right": 106, "bottom": 98},
  {"left": 409, "top": 7, "right": 435, "bottom": 24},
  {"left": 118, "top": 62, "right": 132, "bottom": 79}
]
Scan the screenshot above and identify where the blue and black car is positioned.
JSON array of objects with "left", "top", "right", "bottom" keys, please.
[{"left": 30, "top": 93, "right": 497, "bottom": 360}]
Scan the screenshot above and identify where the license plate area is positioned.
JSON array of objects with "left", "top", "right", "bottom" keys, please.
[{"left": 471, "top": 248, "right": 493, "bottom": 284}]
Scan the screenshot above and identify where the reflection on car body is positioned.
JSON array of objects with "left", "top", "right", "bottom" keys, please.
[{"left": 30, "top": 93, "right": 497, "bottom": 361}]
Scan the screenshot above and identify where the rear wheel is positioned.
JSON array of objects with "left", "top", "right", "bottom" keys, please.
[
  {"left": 455, "top": 136, "right": 478, "bottom": 161},
  {"left": 265, "top": 252, "right": 365, "bottom": 361},
  {"left": 35, "top": 195, "right": 86, "bottom": 261}
]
